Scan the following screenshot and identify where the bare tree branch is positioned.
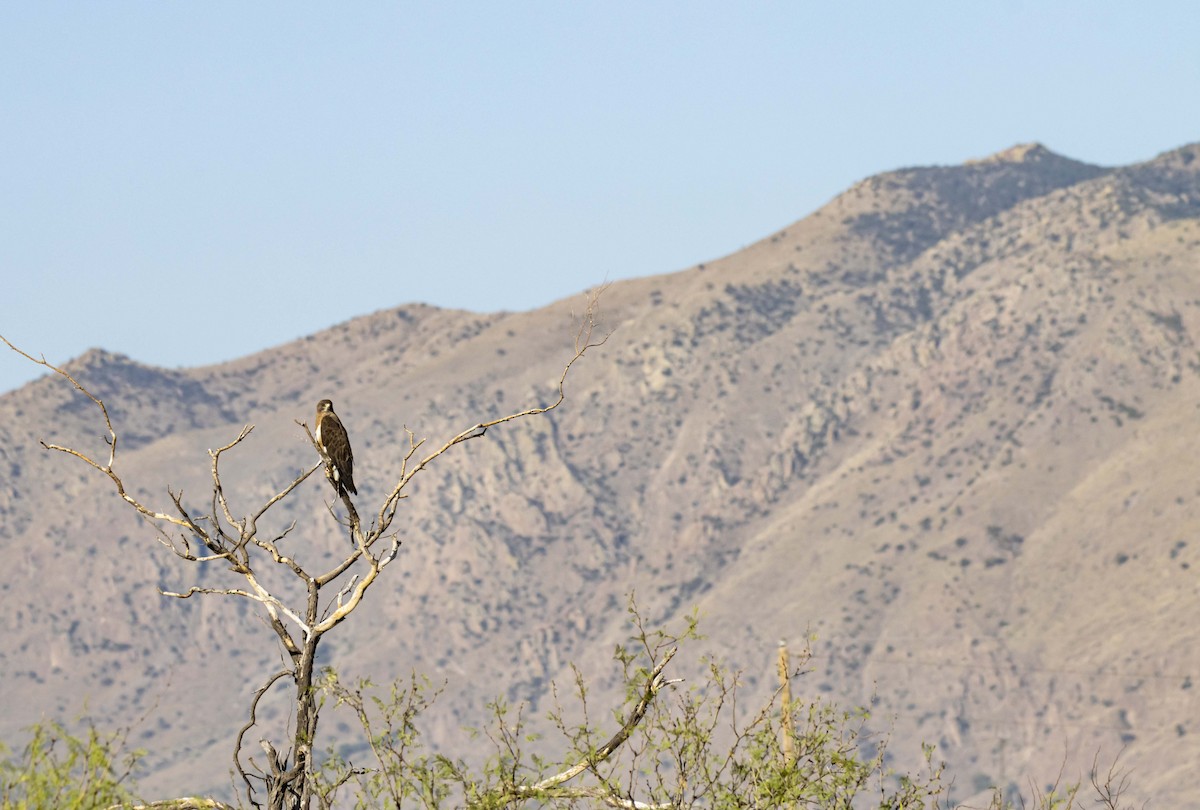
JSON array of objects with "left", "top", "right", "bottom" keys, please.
[
  {"left": 161, "top": 584, "right": 312, "bottom": 639},
  {"left": 114, "top": 799, "right": 238, "bottom": 810},
  {"left": 1090, "top": 748, "right": 1137, "bottom": 810},
  {"left": 477, "top": 644, "right": 679, "bottom": 809},
  {"left": 1, "top": 335, "right": 121, "bottom": 468},
  {"left": 252, "top": 465, "right": 321, "bottom": 526},
  {"left": 1, "top": 336, "right": 226, "bottom": 541},
  {"left": 532, "top": 645, "right": 677, "bottom": 793},
  {"left": 210, "top": 426, "right": 254, "bottom": 534},
  {"left": 234, "top": 668, "right": 293, "bottom": 807}
]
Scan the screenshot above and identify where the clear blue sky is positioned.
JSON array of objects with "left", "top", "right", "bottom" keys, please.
[{"left": 3, "top": 3, "right": 1198, "bottom": 394}]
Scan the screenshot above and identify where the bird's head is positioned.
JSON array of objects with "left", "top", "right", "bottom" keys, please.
[{"left": 317, "top": 399, "right": 334, "bottom": 414}]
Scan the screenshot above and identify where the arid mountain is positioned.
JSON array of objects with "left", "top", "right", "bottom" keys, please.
[{"left": 4, "top": 142, "right": 1200, "bottom": 805}]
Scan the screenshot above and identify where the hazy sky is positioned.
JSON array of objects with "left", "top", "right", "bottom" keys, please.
[{"left": 3, "top": 3, "right": 1198, "bottom": 394}]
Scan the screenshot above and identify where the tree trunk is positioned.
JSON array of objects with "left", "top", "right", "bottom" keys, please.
[{"left": 266, "top": 586, "right": 321, "bottom": 810}]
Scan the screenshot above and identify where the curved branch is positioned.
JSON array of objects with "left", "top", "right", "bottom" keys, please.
[
  {"left": 210, "top": 426, "right": 254, "bottom": 534},
  {"left": 482, "top": 644, "right": 679, "bottom": 808},
  {"left": 2, "top": 337, "right": 235, "bottom": 542},
  {"left": 532, "top": 646, "right": 677, "bottom": 793},
  {"left": 234, "top": 668, "right": 292, "bottom": 808},
  {"left": 2, "top": 335, "right": 121, "bottom": 468}
]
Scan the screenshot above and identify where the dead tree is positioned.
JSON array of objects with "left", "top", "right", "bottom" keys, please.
[{"left": 2, "top": 291, "right": 632, "bottom": 810}]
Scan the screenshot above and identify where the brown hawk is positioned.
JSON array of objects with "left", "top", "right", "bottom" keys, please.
[{"left": 315, "top": 399, "right": 357, "bottom": 498}]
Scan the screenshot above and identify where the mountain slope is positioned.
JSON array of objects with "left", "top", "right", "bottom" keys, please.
[{"left": 3, "top": 143, "right": 1200, "bottom": 805}]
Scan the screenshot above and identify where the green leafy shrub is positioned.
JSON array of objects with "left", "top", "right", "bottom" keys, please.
[{"left": 0, "top": 718, "right": 142, "bottom": 809}]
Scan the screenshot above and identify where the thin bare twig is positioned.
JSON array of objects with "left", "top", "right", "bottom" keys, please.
[
  {"left": 252, "top": 464, "right": 321, "bottom": 526},
  {"left": 210, "top": 426, "right": 254, "bottom": 534},
  {"left": 1, "top": 335, "right": 120, "bottom": 469},
  {"left": 1, "top": 337, "right": 229, "bottom": 538}
]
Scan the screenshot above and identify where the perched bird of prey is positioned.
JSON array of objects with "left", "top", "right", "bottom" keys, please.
[{"left": 315, "top": 399, "right": 357, "bottom": 498}]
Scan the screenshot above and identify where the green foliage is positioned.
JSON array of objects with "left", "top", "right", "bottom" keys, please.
[
  {"left": 0, "top": 611, "right": 1133, "bottom": 809},
  {"left": 0, "top": 718, "right": 142, "bottom": 810},
  {"left": 313, "top": 600, "right": 951, "bottom": 809},
  {"left": 312, "top": 671, "right": 463, "bottom": 810},
  {"left": 311, "top": 600, "right": 1136, "bottom": 808}
]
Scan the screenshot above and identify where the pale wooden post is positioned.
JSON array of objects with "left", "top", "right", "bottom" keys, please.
[{"left": 778, "top": 639, "right": 795, "bottom": 766}]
